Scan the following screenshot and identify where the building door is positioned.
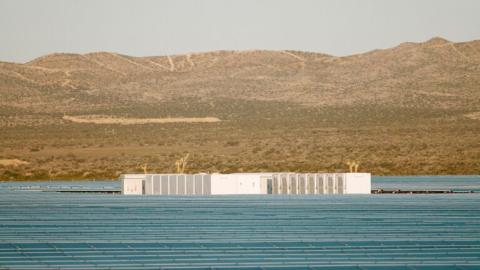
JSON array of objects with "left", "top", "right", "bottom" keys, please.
[{"left": 267, "top": 179, "right": 273, "bottom": 194}]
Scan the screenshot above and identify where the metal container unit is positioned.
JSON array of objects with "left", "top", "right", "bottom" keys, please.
[
  {"left": 267, "top": 173, "right": 347, "bottom": 195},
  {"left": 120, "top": 174, "right": 145, "bottom": 195},
  {"left": 143, "top": 174, "right": 212, "bottom": 195},
  {"left": 122, "top": 173, "right": 371, "bottom": 195}
]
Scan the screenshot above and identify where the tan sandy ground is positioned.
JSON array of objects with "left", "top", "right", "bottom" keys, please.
[
  {"left": 0, "top": 159, "right": 29, "bottom": 167},
  {"left": 63, "top": 115, "right": 221, "bottom": 125}
]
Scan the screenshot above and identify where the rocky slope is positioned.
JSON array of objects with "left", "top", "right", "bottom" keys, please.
[{"left": 1, "top": 37, "right": 479, "bottom": 112}]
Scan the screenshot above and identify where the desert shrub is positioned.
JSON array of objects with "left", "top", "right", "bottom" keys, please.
[
  {"left": 252, "top": 146, "right": 262, "bottom": 154},
  {"left": 224, "top": 141, "right": 240, "bottom": 147}
]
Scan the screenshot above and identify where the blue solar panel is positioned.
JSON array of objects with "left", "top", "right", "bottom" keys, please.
[{"left": 1, "top": 180, "right": 480, "bottom": 269}]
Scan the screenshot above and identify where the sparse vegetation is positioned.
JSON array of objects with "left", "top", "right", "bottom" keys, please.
[
  {"left": 1, "top": 39, "right": 480, "bottom": 180},
  {"left": 0, "top": 98, "right": 478, "bottom": 180}
]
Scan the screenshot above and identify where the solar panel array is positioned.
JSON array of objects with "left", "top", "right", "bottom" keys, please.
[
  {"left": 372, "top": 175, "right": 480, "bottom": 192},
  {"left": 1, "top": 185, "right": 480, "bottom": 269}
]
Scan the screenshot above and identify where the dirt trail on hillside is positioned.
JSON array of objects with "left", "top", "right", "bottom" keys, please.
[{"left": 63, "top": 115, "right": 221, "bottom": 125}]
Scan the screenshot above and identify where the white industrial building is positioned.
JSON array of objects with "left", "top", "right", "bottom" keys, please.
[{"left": 121, "top": 172, "right": 371, "bottom": 195}]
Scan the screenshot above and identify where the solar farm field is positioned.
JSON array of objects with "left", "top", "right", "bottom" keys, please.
[{"left": 0, "top": 179, "right": 480, "bottom": 269}]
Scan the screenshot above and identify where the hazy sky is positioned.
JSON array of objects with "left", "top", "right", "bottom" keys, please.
[{"left": 1, "top": 0, "right": 480, "bottom": 63}]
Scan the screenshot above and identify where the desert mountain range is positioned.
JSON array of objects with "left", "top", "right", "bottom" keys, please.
[
  {"left": 0, "top": 37, "right": 479, "bottom": 179},
  {"left": 1, "top": 37, "right": 480, "bottom": 112}
]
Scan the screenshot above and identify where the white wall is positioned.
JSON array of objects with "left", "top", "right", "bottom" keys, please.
[
  {"left": 211, "top": 174, "right": 238, "bottom": 195},
  {"left": 345, "top": 173, "right": 371, "bottom": 194},
  {"left": 121, "top": 174, "right": 145, "bottom": 195},
  {"left": 210, "top": 173, "right": 268, "bottom": 195},
  {"left": 237, "top": 174, "right": 264, "bottom": 194}
]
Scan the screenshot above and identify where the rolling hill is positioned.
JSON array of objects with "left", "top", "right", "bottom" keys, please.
[{"left": 0, "top": 37, "right": 479, "bottom": 180}]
